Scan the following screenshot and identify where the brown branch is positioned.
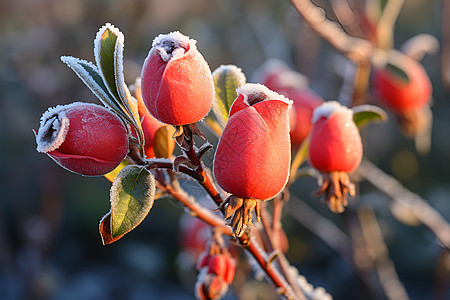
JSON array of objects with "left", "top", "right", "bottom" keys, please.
[
  {"left": 289, "top": 0, "right": 374, "bottom": 63},
  {"left": 357, "top": 158, "right": 450, "bottom": 249},
  {"left": 260, "top": 205, "right": 306, "bottom": 300},
  {"left": 161, "top": 182, "right": 299, "bottom": 299}
]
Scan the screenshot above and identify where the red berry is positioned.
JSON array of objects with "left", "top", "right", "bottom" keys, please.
[
  {"left": 213, "top": 84, "right": 292, "bottom": 200},
  {"left": 309, "top": 101, "right": 362, "bottom": 173},
  {"left": 197, "top": 252, "right": 210, "bottom": 270},
  {"left": 36, "top": 102, "right": 129, "bottom": 176},
  {"left": 372, "top": 52, "right": 432, "bottom": 113},
  {"left": 207, "top": 255, "right": 226, "bottom": 277},
  {"left": 140, "top": 31, "right": 214, "bottom": 125},
  {"left": 224, "top": 256, "right": 235, "bottom": 285}
]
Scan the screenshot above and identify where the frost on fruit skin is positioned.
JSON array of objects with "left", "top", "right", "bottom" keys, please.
[
  {"left": 35, "top": 102, "right": 129, "bottom": 176},
  {"left": 141, "top": 31, "right": 214, "bottom": 126},
  {"left": 213, "top": 84, "right": 292, "bottom": 201},
  {"left": 152, "top": 31, "right": 192, "bottom": 62},
  {"left": 309, "top": 101, "right": 362, "bottom": 213},
  {"left": 309, "top": 101, "right": 362, "bottom": 173},
  {"left": 36, "top": 104, "right": 71, "bottom": 153},
  {"left": 312, "top": 100, "right": 353, "bottom": 123},
  {"left": 228, "top": 83, "right": 292, "bottom": 117}
]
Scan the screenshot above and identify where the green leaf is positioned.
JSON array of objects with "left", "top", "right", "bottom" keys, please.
[
  {"left": 109, "top": 165, "right": 156, "bottom": 239},
  {"left": 352, "top": 104, "right": 388, "bottom": 128},
  {"left": 94, "top": 25, "right": 121, "bottom": 102},
  {"left": 60, "top": 56, "right": 129, "bottom": 122},
  {"left": 94, "top": 23, "right": 145, "bottom": 155},
  {"left": 212, "top": 65, "right": 246, "bottom": 127},
  {"left": 386, "top": 62, "right": 410, "bottom": 84}
]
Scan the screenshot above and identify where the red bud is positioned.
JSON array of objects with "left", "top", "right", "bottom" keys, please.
[
  {"left": 372, "top": 53, "right": 432, "bottom": 113},
  {"left": 207, "top": 255, "right": 226, "bottom": 277},
  {"left": 140, "top": 31, "right": 214, "bottom": 125},
  {"left": 36, "top": 102, "right": 129, "bottom": 176},
  {"left": 213, "top": 84, "right": 292, "bottom": 200},
  {"left": 309, "top": 101, "right": 362, "bottom": 173}
]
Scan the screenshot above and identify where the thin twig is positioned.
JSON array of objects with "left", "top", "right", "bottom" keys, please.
[
  {"left": 260, "top": 205, "right": 306, "bottom": 300},
  {"left": 357, "top": 158, "right": 450, "bottom": 249},
  {"left": 358, "top": 207, "right": 410, "bottom": 300},
  {"left": 287, "top": 195, "right": 353, "bottom": 263},
  {"left": 162, "top": 182, "right": 299, "bottom": 299},
  {"left": 376, "top": 0, "right": 405, "bottom": 50},
  {"left": 289, "top": 0, "right": 374, "bottom": 63}
]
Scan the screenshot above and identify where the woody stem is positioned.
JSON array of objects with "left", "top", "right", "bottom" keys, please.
[
  {"left": 160, "top": 180, "right": 300, "bottom": 299},
  {"left": 289, "top": 0, "right": 374, "bottom": 63}
]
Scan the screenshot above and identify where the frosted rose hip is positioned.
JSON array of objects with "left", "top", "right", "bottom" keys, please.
[
  {"left": 140, "top": 31, "right": 214, "bottom": 125},
  {"left": 309, "top": 101, "right": 362, "bottom": 173},
  {"left": 35, "top": 102, "right": 129, "bottom": 176},
  {"left": 214, "top": 83, "right": 293, "bottom": 201},
  {"left": 309, "top": 101, "right": 362, "bottom": 213}
]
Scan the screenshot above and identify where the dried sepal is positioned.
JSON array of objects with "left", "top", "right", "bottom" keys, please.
[
  {"left": 223, "top": 197, "right": 262, "bottom": 237},
  {"left": 314, "top": 171, "right": 356, "bottom": 213}
]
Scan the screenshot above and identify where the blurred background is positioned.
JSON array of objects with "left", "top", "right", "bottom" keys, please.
[{"left": 0, "top": 0, "right": 449, "bottom": 299}]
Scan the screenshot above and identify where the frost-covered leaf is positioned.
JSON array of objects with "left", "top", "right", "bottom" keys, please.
[
  {"left": 352, "top": 104, "right": 387, "bottom": 128},
  {"left": 60, "top": 56, "right": 128, "bottom": 121},
  {"left": 109, "top": 165, "right": 155, "bottom": 239},
  {"left": 94, "top": 24, "right": 122, "bottom": 103},
  {"left": 94, "top": 23, "right": 145, "bottom": 155},
  {"left": 212, "top": 65, "right": 246, "bottom": 127}
]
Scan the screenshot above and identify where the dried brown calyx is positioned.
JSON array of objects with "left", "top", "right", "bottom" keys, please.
[
  {"left": 314, "top": 171, "right": 356, "bottom": 213},
  {"left": 219, "top": 195, "right": 262, "bottom": 237}
]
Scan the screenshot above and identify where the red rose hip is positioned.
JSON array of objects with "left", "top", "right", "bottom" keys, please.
[
  {"left": 371, "top": 52, "right": 432, "bottom": 113},
  {"left": 36, "top": 102, "right": 129, "bottom": 176},
  {"left": 309, "top": 101, "right": 362, "bottom": 213},
  {"left": 214, "top": 83, "right": 292, "bottom": 201},
  {"left": 309, "top": 101, "right": 362, "bottom": 173},
  {"left": 213, "top": 83, "right": 292, "bottom": 236},
  {"left": 140, "top": 31, "right": 214, "bottom": 126}
]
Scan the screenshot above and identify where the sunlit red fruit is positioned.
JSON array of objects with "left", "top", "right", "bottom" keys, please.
[
  {"left": 140, "top": 31, "right": 214, "bottom": 126},
  {"left": 309, "top": 101, "right": 362, "bottom": 173},
  {"left": 213, "top": 83, "right": 292, "bottom": 201},
  {"left": 35, "top": 102, "right": 129, "bottom": 176},
  {"left": 371, "top": 53, "right": 432, "bottom": 113}
]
